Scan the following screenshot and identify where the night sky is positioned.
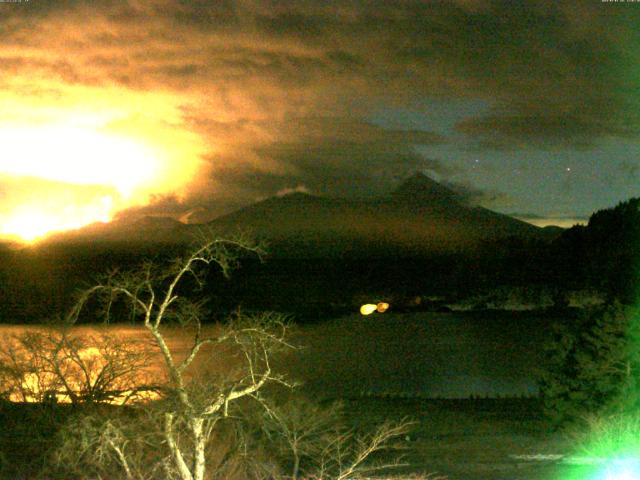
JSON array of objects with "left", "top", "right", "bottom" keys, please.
[{"left": 1, "top": 0, "right": 639, "bottom": 240}]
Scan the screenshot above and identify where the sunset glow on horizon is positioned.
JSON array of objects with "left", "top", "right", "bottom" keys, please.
[{"left": 0, "top": 89, "right": 207, "bottom": 242}]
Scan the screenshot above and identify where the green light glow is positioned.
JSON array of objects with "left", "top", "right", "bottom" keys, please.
[
  {"left": 556, "top": 410, "right": 640, "bottom": 480},
  {"left": 595, "top": 458, "right": 640, "bottom": 480},
  {"left": 557, "top": 457, "right": 640, "bottom": 480}
]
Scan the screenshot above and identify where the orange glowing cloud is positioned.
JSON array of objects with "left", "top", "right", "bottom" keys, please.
[{"left": 0, "top": 83, "right": 206, "bottom": 242}]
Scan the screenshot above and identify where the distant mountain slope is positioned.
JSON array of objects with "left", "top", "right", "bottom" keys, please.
[
  {"left": 39, "top": 173, "right": 544, "bottom": 257},
  {"left": 43, "top": 214, "right": 193, "bottom": 246},
  {"left": 390, "top": 171, "right": 461, "bottom": 204},
  {"left": 207, "top": 173, "right": 543, "bottom": 256}
]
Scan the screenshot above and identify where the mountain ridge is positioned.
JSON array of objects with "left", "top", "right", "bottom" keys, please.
[
  {"left": 390, "top": 172, "right": 460, "bottom": 203},
  {"left": 41, "top": 173, "right": 548, "bottom": 256},
  {"left": 204, "top": 173, "right": 545, "bottom": 256}
]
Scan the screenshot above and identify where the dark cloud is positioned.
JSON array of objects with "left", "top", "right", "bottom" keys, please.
[
  {"left": 5, "top": 1, "right": 635, "bottom": 125},
  {"left": 0, "top": 0, "right": 637, "bottom": 215},
  {"left": 113, "top": 194, "right": 187, "bottom": 219},
  {"left": 441, "top": 180, "right": 512, "bottom": 208},
  {"left": 180, "top": 114, "right": 447, "bottom": 202},
  {"left": 455, "top": 111, "right": 640, "bottom": 150},
  {"left": 212, "top": 138, "right": 447, "bottom": 201}
]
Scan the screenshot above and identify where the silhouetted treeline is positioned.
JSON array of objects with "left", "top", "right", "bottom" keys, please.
[
  {"left": 548, "top": 198, "right": 640, "bottom": 303},
  {"left": 465, "top": 198, "right": 640, "bottom": 305},
  {"left": 0, "top": 198, "right": 637, "bottom": 323}
]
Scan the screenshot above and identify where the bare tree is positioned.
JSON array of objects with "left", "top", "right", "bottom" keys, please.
[
  {"left": 66, "top": 235, "right": 293, "bottom": 480},
  {"left": 260, "top": 396, "right": 414, "bottom": 480},
  {"left": 317, "top": 419, "right": 413, "bottom": 480},
  {"left": 4, "top": 235, "right": 418, "bottom": 480},
  {"left": 0, "top": 328, "right": 157, "bottom": 405},
  {"left": 54, "top": 408, "right": 169, "bottom": 480}
]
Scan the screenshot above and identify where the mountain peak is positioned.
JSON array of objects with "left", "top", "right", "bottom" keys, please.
[{"left": 391, "top": 172, "right": 459, "bottom": 203}]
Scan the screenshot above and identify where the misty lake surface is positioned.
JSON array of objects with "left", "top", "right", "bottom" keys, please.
[
  {"left": 0, "top": 311, "right": 554, "bottom": 399},
  {"left": 286, "top": 311, "right": 553, "bottom": 398}
]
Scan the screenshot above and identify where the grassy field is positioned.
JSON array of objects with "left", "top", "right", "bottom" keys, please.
[
  {"left": 0, "top": 397, "right": 580, "bottom": 480},
  {"left": 340, "top": 397, "right": 575, "bottom": 480}
]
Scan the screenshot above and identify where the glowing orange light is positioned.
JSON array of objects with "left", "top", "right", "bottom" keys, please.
[
  {"left": 0, "top": 84, "right": 206, "bottom": 242},
  {"left": 0, "top": 123, "right": 162, "bottom": 241},
  {"left": 376, "top": 302, "right": 390, "bottom": 313},
  {"left": 0, "top": 125, "right": 159, "bottom": 196},
  {"left": 360, "top": 304, "right": 378, "bottom": 315},
  {"left": 0, "top": 121, "right": 203, "bottom": 241}
]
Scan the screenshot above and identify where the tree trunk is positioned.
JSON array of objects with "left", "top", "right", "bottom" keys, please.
[
  {"left": 164, "top": 412, "right": 194, "bottom": 480},
  {"left": 292, "top": 448, "right": 300, "bottom": 480},
  {"left": 192, "top": 417, "right": 206, "bottom": 480}
]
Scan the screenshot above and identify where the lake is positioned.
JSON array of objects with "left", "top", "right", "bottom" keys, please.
[{"left": 0, "top": 310, "right": 557, "bottom": 400}]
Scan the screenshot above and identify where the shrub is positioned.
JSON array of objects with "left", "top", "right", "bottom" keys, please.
[{"left": 49, "top": 394, "right": 413, "bottom": 480}]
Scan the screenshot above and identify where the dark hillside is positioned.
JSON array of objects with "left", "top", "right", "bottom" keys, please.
[
  {"left": 208, "top": 173, "right": 544, "bottom": 258},
  {"left": 547, "top": 198, "right": 640, "bottom": 302}
]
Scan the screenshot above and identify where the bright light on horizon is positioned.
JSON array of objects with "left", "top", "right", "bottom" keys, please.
[
  {"left": 0, "top": 195, "right": 114, "bottom": 242},
  {"left": 0, "top": 124, "right": 161, "bottom": 197},
  {"left": 0, "top": 122, "right": 163, "bottom": 242},
  {"left": 0, "top": 113, "right": 205, "bottom": 242},
  {"left": 517, "top": 216, "right": 588, "bottom": 229},
  {"left": 0, "top": 80, "right": 208, "bottom": 243}
]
